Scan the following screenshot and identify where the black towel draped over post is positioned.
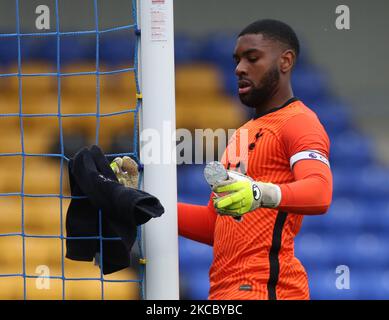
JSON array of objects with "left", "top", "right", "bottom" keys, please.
[{"left": 66, "top": 145, "right": 164, "bottom": 274}]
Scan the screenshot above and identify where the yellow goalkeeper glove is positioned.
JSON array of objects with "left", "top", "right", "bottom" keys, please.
[{"left": 212, "top": 171, "right": 281, "bottom": 217}]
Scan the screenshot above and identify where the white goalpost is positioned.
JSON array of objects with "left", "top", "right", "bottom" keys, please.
[{"left": 138, "top": 0, "right": 180, "bottom": 299}]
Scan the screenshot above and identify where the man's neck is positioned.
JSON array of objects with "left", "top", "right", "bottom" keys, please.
[{"left": 255, "top": 84, "right": 294, "bottom": 117}]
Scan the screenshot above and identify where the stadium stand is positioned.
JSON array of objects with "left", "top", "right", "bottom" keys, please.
[{"left": 1, "top": 32, "right": 388, "bottom": 300}]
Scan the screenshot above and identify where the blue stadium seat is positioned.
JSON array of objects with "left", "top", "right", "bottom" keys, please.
[
  {"left": 331, "top": 233, "right": 389, "bottom": 268},
  {"left": 0, "top": 37, "right": 18, "bottom": 66},
  {"left": 299, "top": 197, "right": 364, "bottom": 234},
  {"left": 36, "top": 37, "right": 94, "bottom": 66},
  {"left": 308, "top": 267, "right": 360, "bottom": 300},
  {"left": 330, "top": 130, "right": 374, "bottom": 167},
  {"left": 185, "top": 269, "right": 210, "bottom": 300},
  {"left": 294, "top": 232, "right": 334, "bottom": 267},
  {"left": 198, "top": 33, "right": 236, "bottom": 65},
  {"left": 298, "top": 214, "right": 326, "bottom": 232},
  {"left": 177, "top": 164, "right": 211, "bottom": 199},
  {"left": 175, "top": 34, "right": 201, "bottom": 64},
  {"left": 361, "top": 200, "right": 389, "bottom": 231},
  {"left": 179, "top": 237, "right": 213, "bottom": 271},
  {"left": 332, "top": 167, "right": 360, "bottom": 198},
  {"left": 352, "top": 165, "right": 389, "bottom": 199},
  {"left": 312, "top": 99, "right": 352, "bottom": 135},
  {"left": 99, "top": 34, "right": 135, "bottom": 66},
  {"left": 371, "top": 268, "right": 389, "bottom": 299},
  {"left": 322, "top": 197, "right": 365, "bottom": 231},
  {"left": 309, "top": 267, "right": 389, "bottom": 300},
  {"left": 292, "top": 66, "right": 329, "bottom": 102},
  {"left": 332, "top": 165, "right": 389, "bottom": 199}
]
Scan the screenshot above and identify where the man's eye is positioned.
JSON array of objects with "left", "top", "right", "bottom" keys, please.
[{"left": 248, "top": 57, "right": 258, "bottom": 63}]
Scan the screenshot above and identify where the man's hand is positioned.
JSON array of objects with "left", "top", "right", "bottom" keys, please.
[
  {"left": 110, "top": 156, "right": 139, "bottom": 189},
  {"left": 212, "top": 171, "right": 282, "bottom": 217}
]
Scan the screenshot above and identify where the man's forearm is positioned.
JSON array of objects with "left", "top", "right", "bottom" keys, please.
[
  {"left": 278, "top": 160, "right": 332, "bottom": 215},
  {"left": 177, "top": 201, "right": 217, "bottom": 245}
]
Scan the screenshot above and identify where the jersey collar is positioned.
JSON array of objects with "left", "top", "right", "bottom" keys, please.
[{"left": 253, "top": 97, "right": 299, "bottom": 120}]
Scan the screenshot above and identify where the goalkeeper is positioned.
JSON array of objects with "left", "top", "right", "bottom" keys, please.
[{"left": 177, "top": 20, "right": 333, "bottom": 300}]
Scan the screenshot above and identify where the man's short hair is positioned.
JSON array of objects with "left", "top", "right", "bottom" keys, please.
[{"left": 238, "top": 19, "right": 300, "bottom": 57}]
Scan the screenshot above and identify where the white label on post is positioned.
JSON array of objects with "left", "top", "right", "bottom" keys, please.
[{"left": 151, "top": 0, "right": 168, "bottom": 42}]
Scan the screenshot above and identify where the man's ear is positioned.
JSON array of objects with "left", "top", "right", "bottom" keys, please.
[{"left": 279, "top": 50, "right": 295, "bottom": 73}]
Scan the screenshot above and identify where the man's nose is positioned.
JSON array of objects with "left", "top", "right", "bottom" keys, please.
[{"left": 235, "top": 61, "right": 247, "bottom": 77}]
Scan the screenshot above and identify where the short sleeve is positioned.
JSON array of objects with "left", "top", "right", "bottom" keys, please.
[{"left": 280, "top": 112, "right": 330, "bottom": 168}]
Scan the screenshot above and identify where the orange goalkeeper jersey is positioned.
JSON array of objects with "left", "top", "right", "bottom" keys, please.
[{"left": 208, "top": 97, "right": 330, "bottom": 300}]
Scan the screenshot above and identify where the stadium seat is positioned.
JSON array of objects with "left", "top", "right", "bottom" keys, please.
[
  {"left": 64, "top": 262, "right": 139, "bottom": 300},
  {"left": 0, "top": 197, "right": 21, "bottom": 233},
  {"left": 99, "top": 34, "right": 136, "bottom": 67},
  {"left": 179, "top": 237, "right": 213, "bottom": 271},
  {"left": 294, "top": 232, "right": 334, "bottom": 268},
  {"left": 0, "top": 271, "right": 139, "bottom": 300},
  {"left": 24, "top": 160, "right": 61, "bottom": 194},
  {"left": 176, "top": 95, "right": 247, "bottom": 130},
  {"left": 198, "top": 34, "right": 236, "bottom": 66},
  {"left": 361, "top": 200, "right": 389, "bottom": 231},
  {"left": 23, "top": 197, "right": 62, "bottom": 234},
  {"left": 328, "top": 233, "right": 389, "bottom": 268},
  {"left": 177, "top": 165, "right": 209, "bottom": 196},
  {"left": 175, "top": 35, "right": 202, "bottom": 64},
  {"left": 0, "top": 93, "right": 20, "bottom": 115},
  {"left": 292, "top": 66, "right": 329, "bottom": 102},
  {"left": 0, "top": 37, "right": 18, "bottom": 67},
  {"left": 184, "top": 269, "right": 210, "bottom": 300},
  {"left": 22, "top": 126, "right": 58, "bottom": 155},
  {"left": 175, "top": 64, "right": 224, "bottom": 97},
  {"left": 330, "top": 130, "right": 374, "bottom": 167},
  {"left": 353, "top": 165, "right": 389, "bottom": 199},
  {"left": 0, "top": 277, "right": 24, "bottom": 300},
  {"left": 321, "top": 197, "right": 365, "bottom": 232},
  {"left": 0, "top": 126, "right": 21, "bottom": 156},
  {"left": 313, "top": 99, "right": 353, "bottom": 135},
  {"left": 7, "top": 62, "right": 56, "bottom": 98},
  {"left": 307, "top": 267, "right": 359, "bottom": 300}
]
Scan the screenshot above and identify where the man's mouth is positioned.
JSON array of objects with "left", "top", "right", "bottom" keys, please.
[{"left": 238, "top": 79, "right": 253, "bottom": 94}]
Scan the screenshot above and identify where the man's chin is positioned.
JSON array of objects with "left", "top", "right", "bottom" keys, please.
[{"left": 239, "top": 94, "right": 256, "bottom": 108}]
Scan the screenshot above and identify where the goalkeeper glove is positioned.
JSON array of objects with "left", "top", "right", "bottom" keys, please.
[
  {"left": 72, "top": 145, "right": 164, "bottom": 225},
  {"left": 110, "top": 156, "right": 139, "bottom": 189},
  {"left": 212, "top": 170, "right": 282, "bottom": 217}
]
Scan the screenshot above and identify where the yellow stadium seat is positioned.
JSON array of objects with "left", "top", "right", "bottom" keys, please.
[
  {"left": 0, "top": 277, "right": 24, "bottom": 300},
  {"left": 0, "top": 126, "right": 21, "bottom": 154},
  {"left": 21, "top": 92, "right": 59, "bottom": 115},
  {"left": 0, "top": 236, "right": 62, "bottom": 273},
  {"left": 0, "top": 94, "right": 19, "bottom": 115},
  {"left": 175, "top": 64, "right": 224, "bottom": 97},
  {"left": 22, "top": 115, "right": 59, "bottom": 132},
  {"left": 176, "top": 95, "right": 246, "bottom": 130},
  {"left": 0, "top": 157, "right": 60, "bottom": 194},
  {"left": 23, "top": 126, "right": 58, "bottom": 155},
  {"left": 0, "top": 197, "right": 21, "bottom": 233},
  {"left": 64, "top": 262, "right": 139, "bottom": 300},
  {"left": 8, "top": 62, "right": 56, "bottom": 96},
  {"left": 26, "top": 278, "right": 64, "bottom": 300},
  {"left": 0, "top": 156, "right": 22, "bottom": 193},
  {"left": 24, "top": 197, "right": 62, "bottom": 234},
  {"left": 0, "top": 236, "right": 23, "bottom": 268}
]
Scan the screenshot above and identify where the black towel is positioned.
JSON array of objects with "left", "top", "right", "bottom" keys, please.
[{"left": 66, "top": 145, "right": 164, "bottom": 274}]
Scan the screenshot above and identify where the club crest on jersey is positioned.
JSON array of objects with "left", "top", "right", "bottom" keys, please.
[{"left": 252, "top": 184, "right": 261, "bottom": 200}]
